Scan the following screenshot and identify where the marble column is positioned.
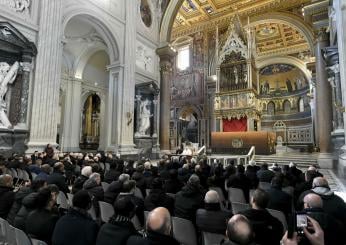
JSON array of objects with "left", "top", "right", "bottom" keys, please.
[
  {"left": 27, "top": 0, "right": 63, "bottom": 152},
  {"left": 336, "top": 0, "right": 346, "bottom": 176},
  {"left": 17, "top": 61, "right": 32, "bottom": 128},
  {"left": 117, "top": 1, "right": 137, "bottom": 155},
  {"left": 60, "top": 77, "right": 82, "bottom": 152},
  {"left": 134, "top": 95, "right": 141, "bottom": 137},
  {"left": 152, "top": 97, "right": 158, "bottom": 138},
  {"left": 315, "top": 29, "right": 333, "bottom": 168},
  {"left": 156, "top": 46, "right": 176, "bottom": 152},
  {"left": 104, "top": 64, "right": 122, "bottom": 152}
]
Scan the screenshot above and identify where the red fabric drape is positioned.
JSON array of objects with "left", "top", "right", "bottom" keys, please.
[{"left": 223, "top": 117, "right": 247, "bottom": 132}]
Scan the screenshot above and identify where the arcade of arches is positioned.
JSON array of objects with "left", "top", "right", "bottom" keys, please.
[{"left": 0, "top": 0, "right": 346, "bottom": 178}]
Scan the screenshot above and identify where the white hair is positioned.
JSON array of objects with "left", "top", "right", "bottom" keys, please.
[
  {"left": 144, "top": 161, "right": 151, "bottom": 169},
  {"left": 205, "top": 190, "right": 219, "bottom": 204},
  {"left": 119, "top": 173, "right": 130, "bottom": 182},
  {"left": 89, "top": 172, "right": 100, "bottom": 180},
  {"left": 81, "top": 166, "right": 92, "bottom": 177}
]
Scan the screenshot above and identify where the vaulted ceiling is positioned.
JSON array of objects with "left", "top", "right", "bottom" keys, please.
[{"left": 172, "top": 0, "right": 312, "bottom": 57}]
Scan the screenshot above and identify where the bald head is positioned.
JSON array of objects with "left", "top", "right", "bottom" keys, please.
[
  {"left": 304, "top": 193, "right": 323, "bottom": 209},
  {"left": 205, "top": 190, "right": 219, "bottom": 204},
  {"left": 146, "top": 207, "right": 172, "bottom": 236},
  {"left": 312, "top": 177, "right": 329, "bottom": 189},
  {"left": 227, "top": 214, "right": 253, "bottom": 245}
]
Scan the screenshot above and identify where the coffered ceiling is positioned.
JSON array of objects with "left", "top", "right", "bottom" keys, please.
[
  {"left": 172, "top": 0, "right": 312, "bottom": 56},
  {"left": 173, "top": 0, "right": 310, "bottom": 29}
]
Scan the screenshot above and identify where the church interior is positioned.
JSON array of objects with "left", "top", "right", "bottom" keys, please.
[{"left": 0, "top": 0, "right": 346, "bottom": 244}]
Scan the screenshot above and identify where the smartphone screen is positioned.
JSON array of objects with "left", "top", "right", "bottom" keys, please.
[{"left": 296, "top": 214, "right": 308, "bottom": 228}]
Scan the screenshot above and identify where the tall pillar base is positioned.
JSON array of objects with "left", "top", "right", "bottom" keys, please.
[
  {"left": 118, "top": 144, "right": 138, "bottom": 159},
  {"left": 317, "top": 153, "right": 334, "bottom": 169},
  {"left": 26, "top": 141, "right": 58, "bottom": 154},
  {"left": 338, "top": 148, "right": 346, "bottom": 178}
]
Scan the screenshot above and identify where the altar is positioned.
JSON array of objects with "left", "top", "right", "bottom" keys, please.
[{"left": 211, "top": 131, "right": 276, "bottom": 155}]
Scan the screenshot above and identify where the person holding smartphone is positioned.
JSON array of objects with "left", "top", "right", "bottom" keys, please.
[{"left": 281, "top": 216, "right": 324, "bottom": 245}]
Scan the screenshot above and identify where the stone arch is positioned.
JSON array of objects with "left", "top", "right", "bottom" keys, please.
[
  {"left": 283, "top": 100, "right": 291, "bottom": 113},
  {"left": 74, "top": 45, "right": 108, "bottom": 79},
  {"left": 62, "top": 8, "right": 121, "bottom": 63},
  {"left": 177, "top": 104, "right": 203, "bottom": 120},
  {"left": 267, "top": 101, "right": 275, "bottom": 115},
  {"left": 160, "top": 1, "right": 314, "bottom": 54},
  {"left": 246, "top": 12, "right": 314, "bottom": 55},
  {"left": 256, "top": 56, "right": 312, "bottom": 83}
]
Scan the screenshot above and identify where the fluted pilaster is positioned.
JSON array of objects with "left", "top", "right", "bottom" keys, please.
[{"left": 27, "top": 0, "right": 63, "bottom": 152}]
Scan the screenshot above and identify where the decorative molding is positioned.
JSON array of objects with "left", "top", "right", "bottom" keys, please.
[{"left": 0, "top": 0, "right": 30, "bottom": 14}]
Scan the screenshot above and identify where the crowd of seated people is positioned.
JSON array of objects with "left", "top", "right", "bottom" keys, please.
[{"left": 0, "top": 148, "right": 345, "bottom": 245}]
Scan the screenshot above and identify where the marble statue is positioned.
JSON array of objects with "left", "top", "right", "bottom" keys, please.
[
  {"left": 0, "top": 61, "right": 19, "bottom": 128},
  {"left": 138, "top": 99, "right": 152, "bottom": 135}
]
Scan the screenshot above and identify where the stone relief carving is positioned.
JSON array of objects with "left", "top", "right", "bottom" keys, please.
[
  {"left": 0, "top": 61, "right": 19, "bottom": 128},
  {"left": 0, "top": 0, "right": 30, "bottom": 13},
  {"left": 64, "top": 31, "right": 106, "bottom": 46},
  {"left": 136, "top": 45, "right": 153, "bottom": 72}
]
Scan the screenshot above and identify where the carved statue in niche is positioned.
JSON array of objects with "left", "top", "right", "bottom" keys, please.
[
  {"left": 139, "top": 99, "right": 152, "bottom": 135},
  {"left": 0, "top": 61, "right": 19, "bottom": 128}
]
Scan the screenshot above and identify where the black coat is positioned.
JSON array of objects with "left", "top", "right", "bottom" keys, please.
[
  {"left": 239, "top": 209, "right": 283, "bottom": 245},
  {"left": 116, "top": 193, "right": 145, "bottom": 226},
  {"left": 304, "top": 207, "right": 346, "bottom": 245},
  {"left": 196, "top": 203, "right": 233, "bottom": 234},
  {"left": 227, "top": 173, "right": 251, "bottom": 202},
  {"left": 127, "top": 231, "right": 179, "bottom": 245},
  {"left": 256, "top": 169, "right": 274, "bottom": 183},
  {"left": 52, "top": 208, "right": 99, "bottom": 245},
  {"left": 299, "top": 188, "right": 346, "bottom": 227},
  {"left": 0, "top": 186, "right": 15, "bottom": 219},
  {"left": 72, "top": 175, "right": 89, "bottom": 194},
  {"left": 104, "top": 180, "right": 123, "bottom": 204},
  {"left": 96, "top": 216, "right": 140, "bottom": 245},
  {"left": 104, "top": 169, "right": 121, "bottom": 183},
  {"left": 144, "top": 189, "right": 175, "bottom": 215},
  {"left": 163, "top": 178, "right": 183, "bottom": 194},
  {"left": 174, "top": 184, "right": 205, "bottom": 222},
  {"left": 83, "top": 179, "right": 104, "bottom": 202},
  {"left": 267, "top": 187, "right": 292, "bottom": 215},
  {"left": 7, "top": 186, "right": 34, "bottom": 225},
  {"left": 47, "top": 171, "right": 69, "bottom": 194},
  {"left": 14, "top": 192, "right": 38, "bottom": 230},
  {"left": 25, "top": 209, "right": 59, "bottom": 245}
]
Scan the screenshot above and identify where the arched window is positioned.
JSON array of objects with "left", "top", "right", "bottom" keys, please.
[
  {"left": 267, "top": 101, "right": 275, "bottom": 115},
  {"left": 298, "top": 98, "right": 304, "bottom": 112},
  {"left": 177, "top": 45, "right": 190, "bottom": 70},
  {"left": 284, "top": 100, "right": 291, "bottom": 113}
]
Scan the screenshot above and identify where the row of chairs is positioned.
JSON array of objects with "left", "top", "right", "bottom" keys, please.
[
  {"left": 4, "top": 168, "right": 30, "bottom": 187},
  {"left": 98, "top": 201, "right": 222, "bottom": 245},
  {"left": 0, "top": 217, "right": 47, "bottom": 245},
  {"left": 99, "top": 162, "right": 111, "bottom": 172},
  {"left": 210, "top": 187, "right": 288, "bottom": 232},
  {"left": 230, "top": 202, "right": 288, "bottom": 231}
]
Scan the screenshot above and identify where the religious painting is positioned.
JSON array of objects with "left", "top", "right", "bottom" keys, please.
[
  {"left": 171, "top": 71, "right": 203, "bottom": 106},
  {"left": 193, "top": 32, "right": 204, "bottom": 68},
  {"left": 140, "top": 0, "right": 152, "bottom": 28},
  {"left": 259, "top": 64, "right": 308, "bottom": 96}
]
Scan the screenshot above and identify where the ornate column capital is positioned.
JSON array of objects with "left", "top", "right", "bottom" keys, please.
[
  {"left": 21, "top": 62, "right": 33, "bottom": 72},
  {"left": 315, "top": 28, "right": 329, "bottom": 43}
]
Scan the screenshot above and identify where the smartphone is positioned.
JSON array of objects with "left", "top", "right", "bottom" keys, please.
[{"left": 296, "top": 212, "right": 308, "bottom": 235}]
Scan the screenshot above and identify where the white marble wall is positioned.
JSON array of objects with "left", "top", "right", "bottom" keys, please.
[
  {"left": 0, "top": 0, "right": 162, "bottom": 153},
  {"left": 335, "top": 0, "right": 346, "bottom": 174}
]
